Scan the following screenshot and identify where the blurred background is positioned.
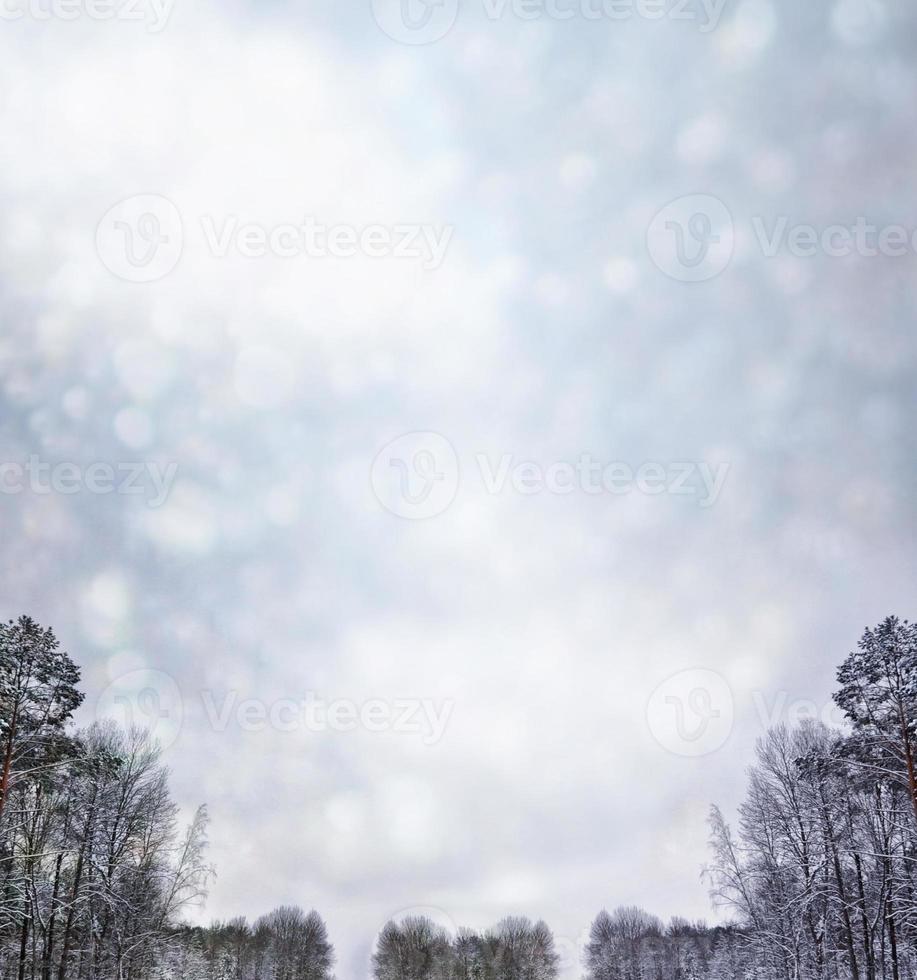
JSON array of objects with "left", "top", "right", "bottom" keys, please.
[{"left": 1, "top": 0, "right": 916, "bottom": 975}]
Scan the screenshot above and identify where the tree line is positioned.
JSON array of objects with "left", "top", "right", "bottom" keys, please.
[
  {"left": 0, "top": 616, "right": 334, "bottom": 980},
  {"left": 163, "top": 908, "right": 334, "bottom": 980},
  {"left": 370, "top": 912, "right": 753, "bottom": 980},
  {"left": 7, "top": 611, "right": 917, "bottom": 980},
  {"left": 705, "top": 615, "right": 917, "bottom": 980},
  {"left": 365, "top": 616, "right": 917, "bottom": 980},
  {"left": 372, "top": 915, "right": 560, "bottom": 980}
]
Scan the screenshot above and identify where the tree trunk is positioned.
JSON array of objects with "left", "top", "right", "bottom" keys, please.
[
  {"left": 0, "top": 702, "right": 20, "bottom": 830},
  {"left": 895, "top": 699, "right": 917, "bottom": 829},
  {"left": 819, "top": 787, "right": 860, "bottom": 980},
  {"left": 42, "top": 852, "right": 64, "bottom": 980},
  {"left": 18, "top": 903, "right": 30, "bottom": 980},
  {"left": 886, "top": 893, "right": 900, "bottom": 980},
  {"left": 853, "top": 853, "right": 874, "bottom": 980}
]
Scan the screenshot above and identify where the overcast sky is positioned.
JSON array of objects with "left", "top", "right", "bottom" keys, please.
[{"left": 1, "top": 0, "right": 916, "bottom": 976}]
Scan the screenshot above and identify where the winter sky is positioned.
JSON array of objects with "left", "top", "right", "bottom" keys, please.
[{"left": 1, "top": 0, "right": 916, "bottom": 975}]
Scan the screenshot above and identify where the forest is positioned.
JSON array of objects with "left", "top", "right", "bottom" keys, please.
[
  {"left": 3, "top": 613, "right": 917, "bottom": 979},
  {"left": 0, "top": 616, "right": 332, "bottom": 980}
]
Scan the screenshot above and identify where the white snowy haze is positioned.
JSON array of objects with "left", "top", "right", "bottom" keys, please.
[{"left": 2, "top": 0, "right": 917, "bottom": 975}]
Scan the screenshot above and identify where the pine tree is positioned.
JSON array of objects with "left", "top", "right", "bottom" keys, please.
[{"left": 0, "top": 616, "right": 84, "bottom": 829}]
